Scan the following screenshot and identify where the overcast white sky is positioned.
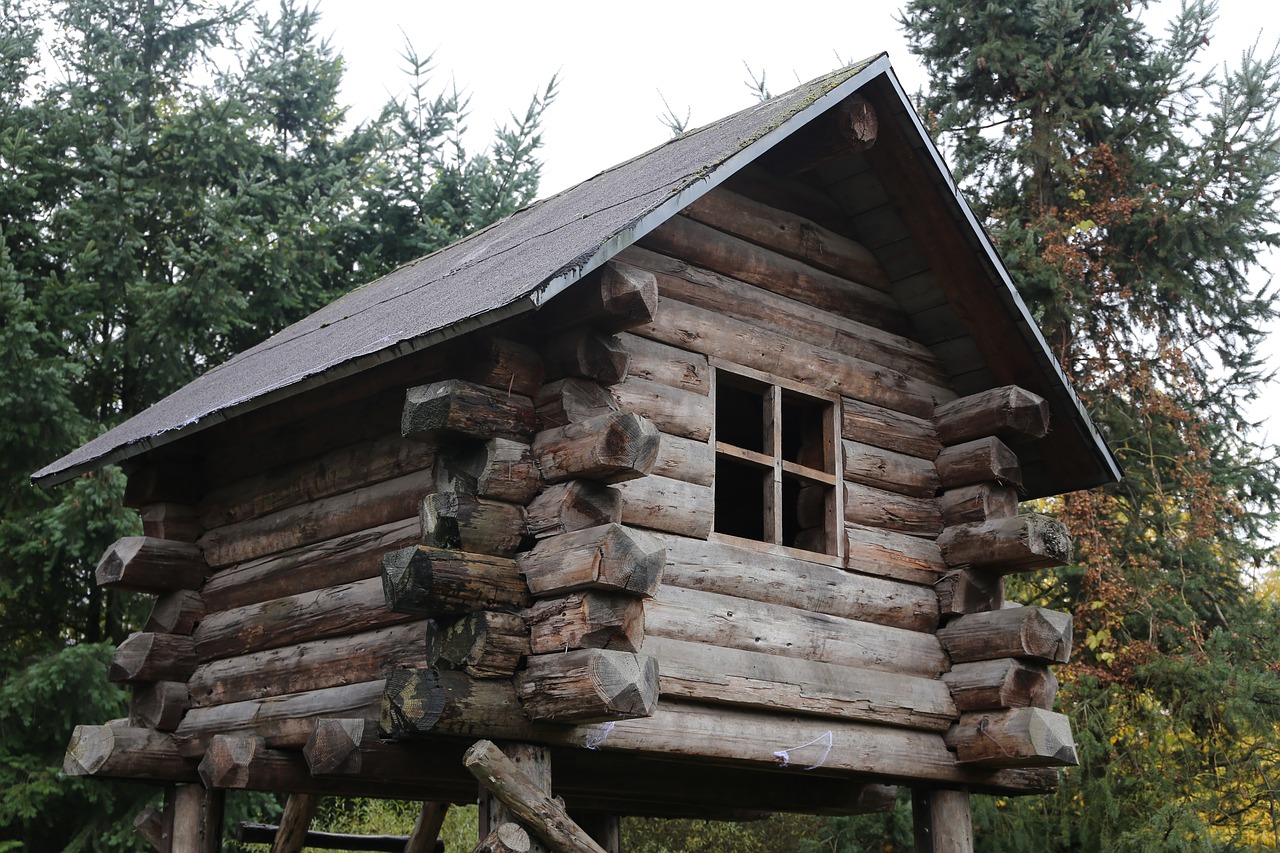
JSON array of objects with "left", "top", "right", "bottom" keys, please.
[{"left": 306, "top": 0, "right": 1279, "bottom": 430}]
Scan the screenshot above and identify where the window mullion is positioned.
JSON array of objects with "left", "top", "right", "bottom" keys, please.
[{"left": 764, "top": 384, "right": 783, "bottom": 544}]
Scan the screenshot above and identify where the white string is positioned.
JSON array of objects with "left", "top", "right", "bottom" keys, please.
[
  {"left": 772, "top": 730, "right": 834, "bottom": 770},
  {"left": 583, "top": 721, "right": 616, "bottom": 750}
]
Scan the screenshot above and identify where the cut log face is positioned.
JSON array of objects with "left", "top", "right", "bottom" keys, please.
[
  {"left": 109, "top": 632, "right": 198, "bottom": 684},
  {"left": 438, "top": 611, "right": 530, "bottom": 678},
  {"left": 403, "top": 380, "right": 537, "bottom": 442},
  {"left": 64, "top": 724, "right": 196, "bottom": 782},
  {"left": 526, "top": 592, "right": 645, "bottom": 654},
  {"left": 144, "top": 589, "right": 206, "bottom": 635},
  {"left": 532, "top": 412, "right": 661, "bottom": 484},
  {"left": 935, "top": 569, "right": 1005, "bottom": 618},
  {"left": 932, "top": 385, "right": 1050, "bottom": 446},
  {"left": 517, "top": 524, "right": 666, "bottom": 598},
  {"left": 420, "top": 492, "right": 527, "bottom": 557},
  {"left": 938, "top": 514, "right": 1073, "bottom": 572},
  {"left": 935, "top": 437, "right": 1022, "bottom": 489},
  {"left": 945, "top": 708, "right": 1078, "bottom": 767},
  {"left": 939, "top": 483, "right": 1019, "bottom": 527},
  {"left": 435, "top": 439, "right": 542, "bottom": 504},
  {"left": 130, "top": 680, "right": 191, "bottom": 731},
  {"left": 525, "top": 481, "right": 622, "bottom": 539},
  {"left": 383, "top": 546, "right": 531, "bottom": 615},
  {"left": 303, "top": 717, "right": 369, "bottom": 776},
  {"left": 937, "top": 607, "right": 1073, "bottom": 665},
  {"left": 517, "top": 649, "right": 660, "bottom": 722},
  {"left": 95, "top": 536, "right": 208, "bottom": 592}
]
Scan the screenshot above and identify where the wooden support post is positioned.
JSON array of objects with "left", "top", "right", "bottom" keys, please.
[
  {"left": 172, "top": 783, "right": 224, "bottom": 853},
  {"left": 912, "top": 788, "right": 974, "bottom": 853},
  {"left": 403, "top": 379, "right": 537, "bottom": 442},
  {"left": 420, "top": 492, "right": 527, "bottom": 557},
  {"left": 567, "top": 814, "right": 620, "bottom": 853},
  {"left": 518, "top": 524, "right": 665, "bottom": 598},
  {"left": 272, "top": 793, "right": 320, "bottom": 853},
  {"left": 517, "top": 649, "right": 659, "bottom": 722},
  {"left": 382, "top": 546, "right": 530, "bottom": 615},
  {"left": 475, "top": 823, "right": 533, "bottom": 853},
  {"left": 95, "top": 536, "right": 207, "bottom": 592},
  {"left": 533, "top": 412, "right": 660, "bottom": 484},
  {"left": 407, "top": 802, "right": 450, "bottom": 853},
  {"left": 465, "top": 739, "right": 608, "bottom": 853},
  {"left": 481, "top": 743, "right": 552, "bottom": 853},
  {"left": 133, "top": 805, "right": 169, "bottom": 852}
]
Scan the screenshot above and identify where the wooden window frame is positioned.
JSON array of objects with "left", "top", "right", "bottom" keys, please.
[{"left": 709, "top": 360, "right": 844, "bottom": 558}]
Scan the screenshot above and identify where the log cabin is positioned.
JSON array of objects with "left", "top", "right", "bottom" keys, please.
[{"left": 37, "top": 54, "right": 1119, "bottom": 853}]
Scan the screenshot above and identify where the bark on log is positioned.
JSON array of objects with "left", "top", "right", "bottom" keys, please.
[
  {"left": 844, "top": 481, "right": 942, "bottom": 537},
  {"left": 537, "top": 261, "right": 660, "bottom": 334},
  {"left": 95, "top": 536, "right": 207, "bottom": 592},
  {"left": 435, "top": 438, "right": 542, "bottom": 504},
  {"left": 935, "top": 437, "right": 1022, "bottom": 489},
  {"left": 938, "top": 515, "right": 1073, "bottom": 572},
  {"left": 455, "top": 337, "right": 546, "bottom": 399},
  {"left": 110, "top": 632, "right": 197, "bottom": 683},
  {"left": 526, "top": 592, "right": 645, "bottom": 654},
  {"left": 937, "top": 607, "right": 1073, "bottom": 665},
  {"left": 933, "top": 385, "right": 1050, "bottom": 446},
  {"left": 535, "top": 379, "right": 619, "bottom": 429},
  {"left": 935, "top": 570, "right": 1005, "bottom": 618},
  {"left": 464, "top": 739, "right": 610, "bottom": 853},
  {"left": 613, "top": 331, "right": 711, "bottom": 396},
  {"left": 402, "top": 380, "right": 537, "bottom": 442},
  {"left": 525, "top": 481, "right": 622, "bottom": 539},
  {"left": 517, "top": 650, "right": 659, "bottom": 722},
  {"left": 439, "top": 611, "right": 531, "bottom": 678},
  {"left": 945, "top": 708, "right": 1078, "bottom": 767},
  {"left": 532, "top": 412, "right": 661, "bottom": 484},
  {"left": 420, "top": 492, "right": 527, "bottom": 557},
  {"left": 613, "top": 475, "right": 714, "bottom": 538},
  {"left": 517, "top": 524, "right": 665, "bottom": 598},
  {"left": 939, "top": 484, "right": 1019, "bottom": 527},
  {"left": 64, "top": 724, "right": 197, "bottom": 781},
  {"left": 943, "top": 659, "right": 1059, "bottom": 711},
  {"left": 383, "top": 546, "right": 531, "bottom": 616},
  {"left": 144, "top": 589, "right": 205, "bottom": 635},
  {"left": 843, "top": 439, "right": 940, "bottom": 498},
  {"left": 608, "top": 377, "right": 711, "bottom": 441},
  {"left": 540, "top": 329, "right": 630, "bottom": 386},
  {"left": 646, "top": 635, "right": 956, "bottom": 730},
  {"left": 130, "top": 680, "right": 191, "bottom": 731}
]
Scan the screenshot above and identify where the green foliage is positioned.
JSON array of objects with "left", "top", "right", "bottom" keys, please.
[{"left": 623, "top": 813, "right": 828, "bottom": 852}]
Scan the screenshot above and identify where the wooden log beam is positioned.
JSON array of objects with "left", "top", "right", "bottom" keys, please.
[
  {"left": 139, "top": 502, "right": 202, "bottom": 542},
  {"left": 937, "top": 607, "right": 1073, "bottom": 665},
  {"left": 608, "top": 377, "right": 711, "bottom": 442},
  {"left": 383, "top": 546, "right": 530, "bottom": 616},
  {"left": 420, "top": 492, "right": 527, "bottom": 557},
  {"left": 454, "top": 337, "right": 545, "bottom": 399},
  {"left": 64, "top": 724, "right": 197, "bottom": 781},
  {"left": 130, "top": 680, "right": 191, "bottom": 731},
  {"left": 144, "top": 589, "right": 205, "bottom": 635},
  {"left": 517, "top": 650, "right": 659, "bottom": 722},
  {"left": 435, "top": 439, "right": 542, "bottom": 505},
  {"left": 935, "top": 437, "right": 1022, "bottom": 489},
  {"left": 110, "top": 632, "right": 197, "bottom": 683},
  {"left": 526, "top": 592, "right": 645, "bottom": 654},
  {"left": 766, "top": 93, "right": 879, "bottom": 175},
  {"left": 945, "top": 708, "right": 1078, "bottom": 767},
  {"left": 845, "top": 522, "right": 947, "bottom": 584},
  {"left": 464, "top": 739, "right": 610, "bottom": 853},
  {"left": 938, "top": 515, "right": 1073, "bottom": 573},
  {"left": 532, "top": 412, "right": 661, "bottom": 485},
  {"left": 439, "top": 611, "right": 531, "bottom": 678},
  {"left": 613, "top": 475, "right": 714, "bottom": 538},
  {"left": 842, "top": 397, "right": 941, "bottom": 460},
  {"left": 649, "top": 432, "right": 714, "bottom": 487},
  {"left": 943, "top": 659, "right": 1059, "bottom": 711},
  {"left": 939, "top": 483, "right": 1019, "bottom": 527},
  {"left": 935, "top": 570, "right": 1004, "bottom": 619},
  {"left": 272, "top": 793, "right": 320, "bottom": 853},
  {"left": 843, "top": 439, "right": 940, "bottom": 499},
  {"left": 526, "top": 481, "right": 622, "bottom": 539},
  {"left": 517, "top": 524, "right": 665, "bottom": 598},
  {"left": 645, "top": 635, "right": 956, "bottom": 731},
  {"left": 535, "top": 379, "right": 618, "bottom": 428},
  {"left": 844, "top": 481, "right": 941, "bottom": 537},
  {"left": 95, "top": 536, "right": 207, "bottom": 592},
  {"left": 613, "top": 331, "right": 711, "bottom": 396},
  {"left": 537, "top": 262, "right": 660, "bottom": 334},
  {"left": 540, "top": 329, "right": 630, "bottom": 386},
  {"left": 933, "top": 385, "right": 1050, "bottom": 447},
  {"left": 403, "top": 380, "right": 537, "bottom": 442}
]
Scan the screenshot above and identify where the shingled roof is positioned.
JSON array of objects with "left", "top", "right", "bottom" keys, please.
[{"left": 34, "top": 55, "right": 1120, "bottom": 496}]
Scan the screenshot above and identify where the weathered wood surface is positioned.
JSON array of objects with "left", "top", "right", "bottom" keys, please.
[
  {"left": 933, "top": 385, "right": 1050, "bottom": 446},
  {"left": 402, "top": 380, "right": 538, "bottom": 442},
  {"left": 438, "top": 611, "right": 530, "bottom": 678},
  {"left": 843, "top": 438, "right": 940, "bottom": 498},
  {"left": 613, "top": 475, "right": 714, "bottom": 539},
  {"left": 382, "top": 677, "right": 1057, "bottom": 793},
  {"left": 95, "top": 536, "right": 207, "bottom": 592},
  {"left": 189, "top": 622, "right": 426, "bottom": 707},
  {"left": 540, "top": 328, "right": 630, "bottom": 386},
  {"left": 407, "top": 802, "right": 450, "bottom": 853},
  {"left": 943, "top": 659, "right": 1059, "bottom": 711},
  {"left": 475, "top": 823, "right": 533, "bottom": 853},
  {"left": 537, "top": 261, "right": 659, "bottom": 334},
  {"left": 455, "top": 336, "right": 545, "bottom": 399},
  {"left": 144, "top": 589, "right": 205, "bottom": 635},
  {"left": 303, "top": 718, "right": 377, "bottom": 776},
  {"left": 939, "top": 483, "right": 1019, "bottom": 527},
  {"left": 196, "top": 576, "right": 413, "bottom": 661},
  {"left": 172, "top": 783, "right": 223, "bottom": 853},
  {"left": 913, "top": 788, "right": 974, "bottom": 853},
  {"left": 201, "top": 517, "right": 418, "bottom": 612},
  {"left": 608, "top": 376, "right": 711, "bottom": 441},
  {"left": 517, "top": 649, "right": 659, "bottom": 722},
  {"left": 518, "top": 524, "right": 665, "bottom": 598},
  {"left": 383, "top": 546, "right": 530, "bottom": 616},
  {"left": 937, "top": 607, "right": 1073, "bottom": 665},
  {"left": 110, "top": 632, "right": 197, "bottom": 683},
  {"left": 935, "top": 570, "right": 1005, "bottom": 618},
  {"left": 645, "top": 585, "right": 947, "bottom": 677},
  {"left": 646, "top": 635, "right": 955, "bottom": 730},
  {"left": 946, "top": 708, "right": 1078, "bottom": 767},
  {"left": 939, "top": 515, "right": 1073, "bottom": 572},
  {"left": 638, "top": 214, "right": 910, "bottom": 335},
  {"left": 632, "top": 297, "right": 951, "bottom": 418},
  {"left": 130, "top": 680, "right": 191, "bottom": 731},
  {"left": 842, "top": 397, "right": 942, "bottom": 459},
  {"left": 525, "top": 481, "right": 622, "bottom": 539},
  {"left": 271, "top": 792, "right": 320, "bottom": 853},
  {"left": 649, "top": 432, "right": 714, "bottom": 486},
  {"left": 654, "top": 533, "right": 938, "bottom": 632},
  {"left": 935, "top": 437, "right": 1022, "bottom": 489},
  {"left": 845, "top": 522, "right": 947, "bottom": 584},
  {"left": 533, "top": 412, "right": 661, "bottom": 484},
  {"left": 613, "top": 331, "right": 710, "bottom": 395},
  {"left": 197, "top": 432, "right": 436, "bottom": 529},
  {"left": 64, "top": 724, "right": 197, "bottom": 781},
  {"left": 465, "top": 740, "right": 609, "bottom": 853},
  {"left": 527, "top": 592, "right": 644, "bottom": 654},
  {"left": 420, "top": 492, "right": 527, "bottom": 557},
  {"left": 435, "top": 438, "right": 542, "bottom": 504},
  {"left": 139, "top": 501, "right": 202, "bottom": 542},
  {"left": 622, "top": 246, "right": 947, "bottom": 387},
  {"left": 768, "top": 93, "right": 880, "bottom": 174},
  {"left": 535, "top": 379, "right": 619, "bottom": 428},
  {"left": 198, "top": 468, "right": 433, "bottom": 568},
  {"left": 175, "top": 680, "right": 385, "bottom": 757},
  {"left": 480, "top": 743, "right": 550, "bottom": 852},
  {"left": 844, "top": 480, "right": 942, "bottom": 537},
  {"left": 132, "top": 804, "right": 168, "bottom": 851}
]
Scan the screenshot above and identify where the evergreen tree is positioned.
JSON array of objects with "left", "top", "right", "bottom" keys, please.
[{"left": 897, "top": 0, "right": 1280, "bottom": 848}]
